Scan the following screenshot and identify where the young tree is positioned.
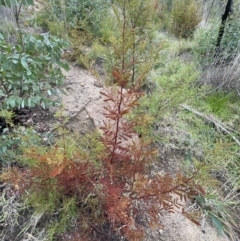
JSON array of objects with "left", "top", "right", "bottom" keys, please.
[{"left": 105, "top": 0, "right": 161, "bottom": 88}]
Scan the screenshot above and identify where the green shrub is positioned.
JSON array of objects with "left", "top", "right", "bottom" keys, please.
[
  {"left": 0, "top": 126, "right": 43, "bottom": 165},
  {"left": 173, "top": 105, "right": 240, "bottom": 185},
  {"left": 192, "top": 22, "right": 218, "bottom": 66},
  {"left": 0, "top": 32, "right": 69, "bottom": 109},
  {"left": 170, "top": 0, "right": 202, "bottom": 38},
  {"left": 137, "top": 58, "right": 199, "bottom": 124},
  {"left": 35, "top": 0, "right": 111, "bottom": 38}
]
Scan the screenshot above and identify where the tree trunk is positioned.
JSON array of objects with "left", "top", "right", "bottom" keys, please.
[{"left": 215, "top": 0, "right": 233, "bottom": 56}]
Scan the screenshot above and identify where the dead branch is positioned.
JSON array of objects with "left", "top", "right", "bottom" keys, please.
[{"left": 180, "top": 104, "right": 240, "bottom": 146}]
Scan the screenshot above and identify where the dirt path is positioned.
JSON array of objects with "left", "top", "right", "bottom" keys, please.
[
  {"left": 58, "top": 65, "right": 229, "bottom": 241},
  {"left": 58, "top": 65, "right": 104, "bottom": 135}
]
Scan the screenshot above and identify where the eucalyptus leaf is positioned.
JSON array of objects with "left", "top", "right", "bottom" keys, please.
[
  {"left": 21, "top": 100, "right": 25, "bottom": 108},
  {"left": 192, "top": 195, "right": 206, "bottom": 204},
  {"left": 210, "top": 213, "right": 223, "bottom": 235},
  {"left": 8, "top": 98, "right": 15, "bottom": 108},
  {"left": 0, "top": 32, "right": 68, "bottom": 109},
  {"left": 1, "top": 145, "right": 7, "bottom": 152},
  {"left": 21, "top": 57, "right": 29, "bottom": 70},
  {"left": 27, "top": 69, "right": 32, "bottom": 76}
]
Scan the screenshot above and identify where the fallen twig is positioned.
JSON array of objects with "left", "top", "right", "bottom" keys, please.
[{"left": 180, "top": 104, "right": 240, "bottom": 146}]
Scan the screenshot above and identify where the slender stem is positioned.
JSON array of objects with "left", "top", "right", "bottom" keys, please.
[
  {"left": 109, "top": 0, "right": 127, "bottom": 166},
  {"left": 131, "top": 28, "right": 136, "bottom": 84},
  {"left": 130, "top": 0, "right": 144, "bottom": 84},
  {"left": 13, "top": 1, "right": 25, "bottom": 50},
  {"left": 121, "top": 0, "right": 126, "bottom": 73},
  {"left": 109, "top": 87, "right": 124, "bottom": 165}
]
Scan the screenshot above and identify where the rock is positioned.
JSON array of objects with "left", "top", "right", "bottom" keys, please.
[{"left": 94, "top": 80, "right": 104, "bottom": 88}]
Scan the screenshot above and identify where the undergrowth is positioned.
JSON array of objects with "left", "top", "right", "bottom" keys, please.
[
  {"left": 0, "top": 74, "right": 207, "bottom": 241},
  {"left": 1, "top": 1, "right": 240, "bottom": 240},
  {"left": 0, "top": 1, "right": 209, "bottom": 240}
]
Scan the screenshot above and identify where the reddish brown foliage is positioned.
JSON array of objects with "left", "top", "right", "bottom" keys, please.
[
  {"left": 1, "top": 2, "right": 206, "bottom": 239},
  {"left": 93, "top": 76, "right": 203, "bottom": 240},
  {"left": 3, "top": 51, "right": 205, "bottom": 241}
]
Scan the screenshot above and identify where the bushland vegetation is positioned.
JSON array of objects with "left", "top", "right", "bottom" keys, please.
[{"left": 0, "top": 0, "right": 239, "bottom": 240}]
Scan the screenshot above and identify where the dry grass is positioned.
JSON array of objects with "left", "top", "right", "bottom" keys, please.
[
  {"left": 0, "top": 188, "right": 48, "bottom": 241},
  {"left": 200, "top": 53, "right": 240, "bottom": 93}
]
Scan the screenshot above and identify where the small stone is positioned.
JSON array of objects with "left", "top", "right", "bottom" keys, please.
[
  {"left": 27, "top": 118, "right": 33, "bottom": 124},
  {"left": 94, "top": 80, "right": 103, "bottom": 88}
]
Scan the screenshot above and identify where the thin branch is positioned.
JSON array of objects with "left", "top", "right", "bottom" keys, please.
[
  {"left": 49, "top": 99, "right": 92, "bottom": 134},
  {"left": 132, "top": 174, "right": 196, "bottom": 200}
]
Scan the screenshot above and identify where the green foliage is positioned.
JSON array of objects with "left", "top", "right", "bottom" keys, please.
[
  {"left": 0, "top": 33, "right": 69, "bottom": 109},
  {"left": 35, "top": 0, "right": 111, "bottom": 38},
  {"left": 25, "top": 190, "right": 78, "bottom": 240},
  {"left": 46, "top": 197, "right": 78, "bottom": 239},
  {"left": 204, "top": 92, "right": 234, "bottom": 115},
  {"left": 221, "top": 15, "right": 240, "bottom": 57},
  {"left": 170, "top": 105, "right": 240, "bottom": 187},
  {"left": 0, "top": 109, "right": 15, "bottom": 132},
  {"left": 193, "top": 22, "right": 219, "bottom": 66},
  {"left": 0, "top": 126, "right": 42, "bottom": 165},
  {"left": 0, "top": 181, "right": 77, "bottom": 241},
  {"left": 0, "top": 0, "right": 33, "bottom": 7},
  {"left": 170, "top": 0, "right": 202, "bottom": 38},
  {"left": 155, "top": 0, "right": 173, "bottom": 31},
  {"left": 190, "top": 90, "right": 240, "bottom": 128},
  {"left": 98, "top": 0, "right": 161, "bottom": 87},
  {"left": 137, "top": 58, "right": 199, "bottom": 125}
]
